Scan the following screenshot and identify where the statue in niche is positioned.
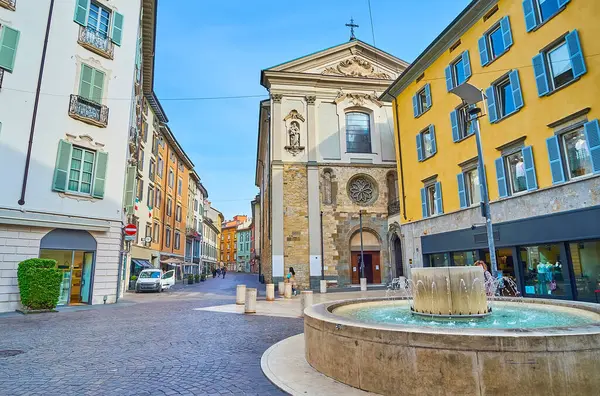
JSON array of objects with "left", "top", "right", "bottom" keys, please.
[{"left": 285, "top": 121, "right": 305, "bottom": 156}]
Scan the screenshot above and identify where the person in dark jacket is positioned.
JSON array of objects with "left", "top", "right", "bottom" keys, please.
[{"left": 222, "top": 266, "right": 227, "bottom": 279}]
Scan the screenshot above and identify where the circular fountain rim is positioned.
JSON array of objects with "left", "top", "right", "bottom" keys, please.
[{"left": 306, "top": 296, "right": 600, "bottom": 339}]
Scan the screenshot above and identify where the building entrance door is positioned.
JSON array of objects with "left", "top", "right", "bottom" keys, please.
[
  {"left": 351, "top": 251, "right": 381, "bottom": 284},
  {"left": 392, "top": 235, "right": 403, "bottom": 277}
]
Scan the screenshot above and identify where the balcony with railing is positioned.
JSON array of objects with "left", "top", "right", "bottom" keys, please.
[
  {"left": 0, "top": 0, "right": 16, "bottom": 11},
  {"left": 77, "top": 26, "right": 114, "bottom": 59},
  {"left": 68, "top": 94, "right": 109, "bottom": 127},
  {"left": 388, "top": 199, "right": 400, "bottom": 216}
]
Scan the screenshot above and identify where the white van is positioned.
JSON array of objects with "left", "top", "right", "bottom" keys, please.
[{"left": 135, "top": 269, "right": 175, "bottom": 292}]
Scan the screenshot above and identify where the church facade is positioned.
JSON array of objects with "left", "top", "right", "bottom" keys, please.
[{"left": 255, "top": 40, "right": 408, "bottom": 289}]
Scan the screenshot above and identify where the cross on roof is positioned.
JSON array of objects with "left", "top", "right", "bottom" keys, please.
[{"left": 345, "top": 17, "right": 359, "bottom": 41}]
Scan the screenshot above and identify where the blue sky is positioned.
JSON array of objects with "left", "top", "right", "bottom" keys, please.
[{"left": 153, "top": 0, "right": 471, "bottom": 220}]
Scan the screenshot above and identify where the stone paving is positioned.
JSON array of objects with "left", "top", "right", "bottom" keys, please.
[{"left": 0, "top": 274, "right": 301, "bottom": 395}]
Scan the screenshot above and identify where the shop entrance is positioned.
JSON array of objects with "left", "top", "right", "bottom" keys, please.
[{"left": 39, "top": 229, "right": 97, "bottom": 306}]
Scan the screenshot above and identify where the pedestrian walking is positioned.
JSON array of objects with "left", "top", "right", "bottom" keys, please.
[
  {"left": 212, "top": 267, "right": 217, "bottom": 278},
  {"left": 222, "top": 266, "right": 227, "bottom": 279}
]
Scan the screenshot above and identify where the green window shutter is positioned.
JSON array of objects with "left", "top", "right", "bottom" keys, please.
[
  {"left": 0, "top": 26, "right": 21, "bottom": 72},
  {"left": 124, "top": 165, "right": 137, "bottom": 214},
  {"left": 53, "top": 140, "right": 73, "bottom": 192},
  {"left": 91, "top": 69, "right": 105, "bottom": 104},
  {"left": 74, "top": 0, "right": 90, "bottom": 26},
  {"left": 92, "top": 151, "right": 108, "bottom": 199},
  {"left": 79, "top": 64, "right": 94, "bottom": 100},
  {"left": 111, "top": 12, "right": 124, "bottom": 46}
]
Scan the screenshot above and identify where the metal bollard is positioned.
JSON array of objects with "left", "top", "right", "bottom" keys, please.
[
  {"left": 301, "top": 290, "right": 313, "bottom": 317},
  {"left": 266, "top": 283, "right": 275, "bottom": 301},
  {"left": 244, "top": 288, "right": 257, "bottom": 314},
  {"left": 236, "top": 284, "right": 246, "bottom": 305}
]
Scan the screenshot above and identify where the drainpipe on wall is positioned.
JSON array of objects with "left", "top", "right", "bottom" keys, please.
[
  {"left": 18, "top": 0, "right": 55, "bottom": 206},
  {"left": 393, "top": 100, "right": 407, "bottom": 220}
]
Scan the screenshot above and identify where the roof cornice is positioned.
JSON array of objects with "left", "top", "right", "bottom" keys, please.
[
  {"left": 262, "top": 70, "right": 395, "bottom": 90},
  {"left": 141, "top": 0, "right": 158, "bottom": 95},
  {"left": 160, "top": 124, "right": 195, "bottom": 169},
  {"left": 381, "top": 0, "right": 497, "bottom": 101}
]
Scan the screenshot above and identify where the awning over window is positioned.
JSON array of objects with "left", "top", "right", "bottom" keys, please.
[{"left": 132, "top": 259, "right": 153, "bottom": 269}]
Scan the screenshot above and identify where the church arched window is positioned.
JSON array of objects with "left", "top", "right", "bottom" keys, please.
[
  {"left": 346, "top": 112, "right": 371, "bottom": 154},
  {"left": 322, "top": 169, "right": 333, "bottom": 204},
  {"left": 387, "top": 171, "right": 398, "bottom": 201}
]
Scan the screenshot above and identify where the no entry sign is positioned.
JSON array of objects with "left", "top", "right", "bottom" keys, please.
[{"left": 124, "top": 224, "right": 137, "bottom": 236}]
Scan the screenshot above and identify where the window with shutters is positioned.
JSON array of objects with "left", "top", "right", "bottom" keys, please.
[
  {"left": 420, "top": 181, "right": 443, "bottom": 218},
  {"left": 68, "top": 147, "right": 95, "bottom": 195},
  {"left": 74, "top": 0, "right": 123, "bottom": 57},
  {"left": 451, "top": 104, "right": 477, "bottom": 142},
  {"left": 174, "top": 231, "right": 181, "bottom": 250},
  {"left": 69, "top": 63, "right": 108, "bottom": 127},
  {"left": 153, "top": 222, "right": 160, "bottom": 243},
  {"left": 176, "top": 204, "right": 182, "bottom": 222},
  {"left": 416, "top": 125, "right": 436, "bottom": 161},
  {"left": 445, "top": 51, "right": 471, "bottom": 91},
  {"left": 562, "top": 128, "right": 593, "bottom": 179},
  {"left": 52, "top": 140, "right": 108, "bottom": 199},
  {"left": 412, "top": 84, "right": 432, "bottom": 118},
  {"left": 165, "top": 227, "right": 171, "bottom": 248},
  {"left": 479, "top": 16, "right": 512, "bottom": 66},
  {"left": 495, "top": 146, "right": 538, "bottom": 198},
  {"left": 485, "top": 70, "right": 523, "bottom": 123},
  {"left": 0, "top": 25, "right": 20, "bottom": 73},
  {"left": 523, "top": 0, "right": 570, "bottom": 32},
  {"left": 533, "top": 31, "right": 586, "bottom": 97},
  {"left": 345, "top": 112, "right": 371, "bottom": 154},
  {"left": 458, "top": 167, "right": 481, "bottom": 209}
]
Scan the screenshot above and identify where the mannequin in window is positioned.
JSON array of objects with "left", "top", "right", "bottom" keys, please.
[
  {"left": 536, "top": 258, "right": 549, "bottom": 295},
  {"left": 514, "top": 156, "right": 526, "bottom": 191}
]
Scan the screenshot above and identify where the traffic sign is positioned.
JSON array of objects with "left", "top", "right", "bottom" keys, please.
[{"left": 124, "top": 224, "right": 137, "bottom": 236}]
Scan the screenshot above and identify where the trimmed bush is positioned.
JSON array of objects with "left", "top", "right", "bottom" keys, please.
[
  {"left": 194, "top": 274, "right": 200, "bottom": 282},
  {"left": 188, "top": 274, "right": 194, "bottom": 284},
  {"left": 17, "top": 258, "right": 62, "bottom": 310}
]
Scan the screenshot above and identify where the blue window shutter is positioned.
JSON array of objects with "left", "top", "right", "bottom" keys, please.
[
  {"left": 500, "top": 16, "right": 513, "bottom": 50},
  {"left": 485, "top": 86, "right": 498, "bottom": 123},
  {"left": 545, "top": 136, "right": 566, "bottom": 184},
  {"left": 478, "top": 36, "right": 489, "bottom": 67},
  {"left": 429, "top": 125, "right": 437, "bottom": 154},
  {"left": 0, "top": 26, "right": 20, "bottom": 73},
  {"left": 565, "top": 30, "right": 586, "bottom": 79},
  {"left": 521, "top": 146, "right": 538, "bottom": 191},
  {"left": 412, "top": 94, "right": 419, "bottom": 118},
  {"left": 509, "top": 70, "right": 524, "bottom": 111},
  {"left": 457, "top": 173, "right": 467, "bottom": 209},
  {"left": 416, "top": 134, "right": 423, "bottom": 161},
  {"left": 111, "top": 12, "right": 124, "bottom": 46},
  {"left": 420, "top": 188, "right": 427, "bottom": 218},
  {"left": 74, "top": 0, "right": 90, "bottom": 26},
  {"left": 462, "top": 51, "right": 471, "bottom": 80},
  {"left": 435, "top": 182, "right": 443, "bottom": 214},
  {"left": 495, "top": 157, "right": 508, "bottom": 198},
  {"left": 450, "top": 110, "right": 460, "bottom": 142},
  {"left": 532, "top": 54, "right": 550, "bottom": 96},
  {"left": 52, "top": 140, "right": 73, "bottom": 193},
  {"left": 444, "top": 65, "right": 453, "bottom": 92},
  {"left": 424, "top": 84, "right": 432, "bottom": 108},
  {"left": 558, "top": 0, "right": 571, "bottom": 7},
  {"left": 469, "top": 105, "right": 478, "bottom": 135},
  {"left": 522, "top": 0, "right": 537, "bottom": 32},
  {"left": 584, "top": 119, "right": 600, "bottom": 174}
]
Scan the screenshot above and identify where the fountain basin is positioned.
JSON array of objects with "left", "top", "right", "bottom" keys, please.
[{"left": 304, "top": 297, "right": 600, "bottom": 396}]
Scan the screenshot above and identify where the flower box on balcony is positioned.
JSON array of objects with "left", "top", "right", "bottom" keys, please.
[
  {"left": 77, "top": 26, "right": 114, "bottom": 60},
  {"left": 68, "top": 94, "right": 109, "bottom": 128}
]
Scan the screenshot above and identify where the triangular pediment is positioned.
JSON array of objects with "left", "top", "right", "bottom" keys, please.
[{"left": 264, "top": 40, "right": 408, "bottom": 81}]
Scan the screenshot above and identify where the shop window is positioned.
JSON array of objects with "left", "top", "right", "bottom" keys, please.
[
  {"left": 412, "top": 84, "right": 432, "bottom": 118},
  {"left": 546, "top": 119, "right": 600, "bottom": 184},
  {"left": 444, "top": 51, "right": 471, "bottom": 91},
  {"left": 523, "top": 0, "right": 570, "bottom": 32},
  {"left": 420, "top": 181, "right": 443, "bottom": 218},
  {"left": 495, "top": 146, "right": 538, "bottom": 198},
  {"left": 457, "top": 167, "right": 481, "bottom": 208},
  {"left": 570, "top": 241, "right": 600, "bottom": 301},
  {"left": 416, "top": 125, "right": 436, "bottom": 161},
  {"left": 428, "top": 253, "right": 450, "bottom": 267},
  {"left": 519, "top": 244, "right": 571, "bottom": 298},
  {"left": 479, "top": 16, "right": 513, "bottom": 66},
  {"left": 533, "top": 31, "right": 586, "bottom": 96},
  {"left": 452, "top": 251, "right": 478, "bottom": 266},
  {"left": 451, "top": 104, "right": 477, "bottom": 142},
  {"left": 486, "top": 70, "right": 523, "bottom": 123}
]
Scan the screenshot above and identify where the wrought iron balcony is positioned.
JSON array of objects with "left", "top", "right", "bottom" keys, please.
[
  {"left": 0, "top": 0, "right": 16, "bottom": 11},
  {"left": 68, "top": 94, "right": 109, "bottom": 127},
  {"left": 0, "top": 69, "right": 4, "bottom": 90},
  {"left": 388, "top": 199, "right": 400, "bottom": 216},
  {"left": 77, "top": 26, "right": 114, "bottom": 59}
]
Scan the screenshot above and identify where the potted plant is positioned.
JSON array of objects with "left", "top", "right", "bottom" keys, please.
[
  {"left": 17, "top": 258, "right": 62, "bottom": 313},
  {"left": 200, "top": 274, "right": 206, "bottom": 282},
  {"left": 129, "top": 275, "right": 138, "bottom": 291},
  {"left": 188, "top": 274, "right": 194, "bottom": 284},
  {"left": 194, "top": 274, "right": 200, "bottom": 283}
]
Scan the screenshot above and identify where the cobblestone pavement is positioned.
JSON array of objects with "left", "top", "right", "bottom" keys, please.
[{"left": 0, "top": 274, "right": 302, "bottom": 395}]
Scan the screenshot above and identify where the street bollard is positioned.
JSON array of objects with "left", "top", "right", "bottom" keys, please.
[
  {"left": 284, "top": 283, "right": 292, "bottom": 299},
  {"left": 360, "top": 278, "right": 367, "bottom": 292},
  {"left": 266, "top": 283, "right": 275, "bottom": 301},
  {"left": 278, "top": 281, "right": 285, "bottom": 296},
  {"left": 301, "top": 290, "right": 313, "bottom": 317},
  {"left": 236, "top": 284, "right": 246, "bottom": 305},
  {"left": 245, "top": 288, "right": 257, "bottom": 314},
  {"left": 320, "top": 279, "right": 327, "bottom": 294}
]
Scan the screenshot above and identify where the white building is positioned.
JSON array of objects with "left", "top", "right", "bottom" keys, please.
[
  {"left": 0, "top": 0, "right": 141, "bottom": 312},
  {"left": 202, "top": 205, "right": 219, "bottom": 275},
  {"left": 185, "top": 171, "right": 205, "bottom": 274}
]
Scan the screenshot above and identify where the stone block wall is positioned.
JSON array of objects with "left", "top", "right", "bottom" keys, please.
[{"left": 283, "top": 164, "right": 310, "bottom": 287}]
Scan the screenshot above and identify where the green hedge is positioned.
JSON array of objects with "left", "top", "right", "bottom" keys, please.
[{"left": 17, "top": 258, "right": 62, "bottom": 310}]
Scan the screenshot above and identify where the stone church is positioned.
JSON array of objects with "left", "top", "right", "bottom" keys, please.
[{"left": 255, "top": 39, "right": 408, "bottom": 289}]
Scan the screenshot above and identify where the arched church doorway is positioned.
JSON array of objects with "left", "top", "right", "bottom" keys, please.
[
  {"left": 392, "top": 234, "right": 403, "bottom": 278},
  {"left": 350, "top": 230, "right": 382, "bottom": 284}
]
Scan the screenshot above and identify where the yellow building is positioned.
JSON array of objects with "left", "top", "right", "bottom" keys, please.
[{"left": 382, "top": 0, "right": 600, "bottom": 302}]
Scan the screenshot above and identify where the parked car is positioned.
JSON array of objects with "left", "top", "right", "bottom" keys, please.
[{"left": 135, "top": 269, "right": 175, "bottom": 293}]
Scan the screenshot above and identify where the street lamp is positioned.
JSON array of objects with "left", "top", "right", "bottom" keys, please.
[
  {"left": 359, "top": 210, "right": 365, "bottom": 279},
  {"left": 449, "top": 83, "right": 498, "bottom": 276}
]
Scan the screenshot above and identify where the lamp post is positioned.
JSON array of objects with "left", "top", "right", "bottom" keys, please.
[
  {"left": 449, "top": 83, "right": 498, "bottom": 276},
  {"left": 320, "top": 211, "right": 325, "bottom": 281},
  {"left": 359, "top": 210, "right": 365, "bottom": 279}
]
